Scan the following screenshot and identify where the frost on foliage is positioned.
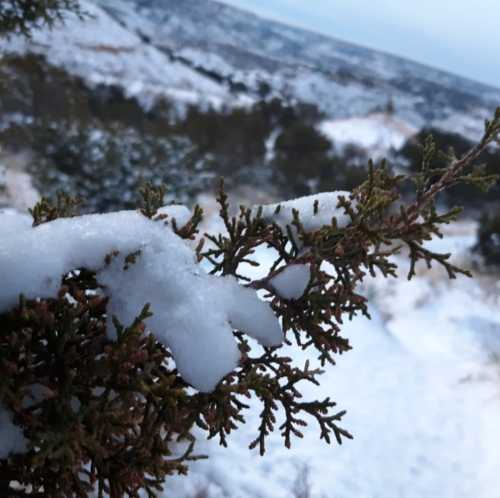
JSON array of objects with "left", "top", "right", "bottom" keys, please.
[
  {"left": 270, "top": 264, "right": 311, "bottom": 300},
  {"left": 0, "top": 207, "right": 282, "bottom": 392},
  {"left": 258, "top": 191, "right": 352, "bottom": 233},
  {"left": 0, "top": 407, "right": 27, "bottom": 459}
]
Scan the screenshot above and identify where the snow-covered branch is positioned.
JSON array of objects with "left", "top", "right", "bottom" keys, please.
[{"left": 0, "top": 206, "right": 283, "bottom": 393}]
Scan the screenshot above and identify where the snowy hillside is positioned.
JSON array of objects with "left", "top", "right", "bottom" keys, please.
[
  {"left": 97, "top": 0, "right": 500, "bottom": 136},
  {"left": 0, "top": 0, "right": 499, "bottom": 141},
  {"left": 0, "top": 1, "right": 235, "bottom": 110}
]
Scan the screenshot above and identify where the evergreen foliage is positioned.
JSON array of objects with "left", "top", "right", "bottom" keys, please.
[
  {"left": 0, "top": 109, "right": 499, "bottom": 497},
  {"left": 274, "top": 121, "right": 369, "bottom": 196},
  {"left": 2, "top": 5, "right": 500, "bottom": 496},
  {"left": 26, "top": 120, "right": 202, "bottom": 212},
  {"left": 398, "top": 127, "right": 500, "bottom": 208}
]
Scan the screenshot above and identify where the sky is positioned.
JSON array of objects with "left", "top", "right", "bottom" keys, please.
[{"left": 219, "top": 0, "right": 500, "bottom": 88}]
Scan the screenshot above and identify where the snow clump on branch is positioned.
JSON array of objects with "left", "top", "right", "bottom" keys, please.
[
  {"left": 0, "top": 206, "right": 283, "bottom": 392},
  {"left": 258, "top": 191, "right": 352, "bottom": 232}
]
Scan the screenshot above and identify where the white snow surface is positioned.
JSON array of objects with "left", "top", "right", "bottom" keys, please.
[
  {"left": 319, "top": 113, "right": 418, "bottom": 159},
  {"left": 166, "top": 222, "right": 500, "bottom": 498},
  {"left": 0, "top": 208, "right": 32, "bottom": 236},
  {"left": 0, "top": 407, "right": 27, "bottom": 458},
  {"left": 258, "top": 191, "right": 353, "bottom": 234},
  {"left": 269, "top": 264, "right": 310, "bottom": 300},
  {"left": 0, "top": 207, "right": 283, "bottom": 392}
]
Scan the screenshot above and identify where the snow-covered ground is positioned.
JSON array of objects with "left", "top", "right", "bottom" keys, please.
[
  {"left": 319, "top": 113, "right": 418, "bottom": 160},
  {"left": 168, "top": 220, "right": 500, "bottom": 498},
  {"left": 0, "top": 1, "right": 234, "bottom": 110},
  {"left": 0, "top": 0, "right": 496, "bottom": 135}
]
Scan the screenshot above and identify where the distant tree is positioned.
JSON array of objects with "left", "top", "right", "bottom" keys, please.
[
  {"left": 178, "top": 103, "right": 275, "bottom": 173},
  {"left": 274, "top": 121, "right": 332, "bottom": 193},
  {"left": 318, "top": 156, "right": 369, "bottom": 193},
  {"left": 273, "top": 122, "right": 369, "bottom": 195},
  {"left": 0, "top": 0, "right": 84, "bottom": 38},
  {"left": 475, "top": 208, "right": 500, "bottom": 266},
  {"left": 257, "top": 80, "right": 272, "bottom": 99},
  {"left": 385, "top": 96, "right": 395, "bottom": 115},
  {"left": 26, "top": 119, "right": 203, "bottom": 212},
  {"left": 275, "top": 122, "right": 331, "bottom": 162}
]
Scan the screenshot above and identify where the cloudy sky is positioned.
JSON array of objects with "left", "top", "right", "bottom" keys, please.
[{"left": 219, "top": 0, "right": 500, "bottom": 88}]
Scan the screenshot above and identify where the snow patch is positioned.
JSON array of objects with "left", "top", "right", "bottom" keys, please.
[
  {"left": 0, "top": 208, "right": 32, "bottom": 235},
  {"left": 319, "top": 112, "right": 417, "bottom": 158},
  {"left": 157, "top": 204, "right": 192, "bottom": 227}
]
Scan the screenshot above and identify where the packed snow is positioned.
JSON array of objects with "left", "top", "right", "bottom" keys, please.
[
  {"left": 0, "top": 207, "right": 283, "bottom": 392},
  {"left": 269, "top": 263, "right": 310, "bottom": 300}
]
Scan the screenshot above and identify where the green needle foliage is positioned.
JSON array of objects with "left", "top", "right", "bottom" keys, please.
[
  {"left": 0, "top": 109, "right": 498, "bottom": 497},
  {"left": 29, "top": 191, "right": 82, "bottom": 226}
]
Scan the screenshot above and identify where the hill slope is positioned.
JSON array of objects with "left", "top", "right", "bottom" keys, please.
[
  {"left": 99, "top": 0, "right": 500, "bottom": 136},
  {"left": 1, "top": 0, "right": 498, "bottom": 139}
]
